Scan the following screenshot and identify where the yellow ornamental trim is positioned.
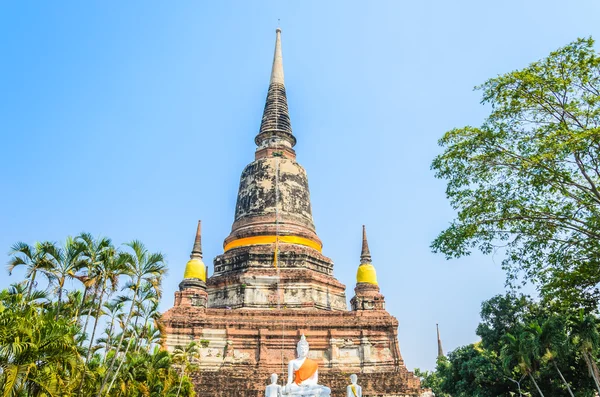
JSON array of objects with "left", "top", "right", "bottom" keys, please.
[
  {"left": 356, "top": 263, "right": 378, "bottom": 285},
  {"left": 183, "top": 259, "right": 206, "bottom": 281},
  {"left": 224, "top": 235, "right": 322, "bottom": 252}
]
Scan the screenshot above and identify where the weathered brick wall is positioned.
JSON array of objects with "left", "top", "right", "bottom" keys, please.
[
  {"left": 191, "top": 370, "right": 420, "bottom": 397},
  {"left": 162, "top": 307, "right": 421, "bottom": 396}
]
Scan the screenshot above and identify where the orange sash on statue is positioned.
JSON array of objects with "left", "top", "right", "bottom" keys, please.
[
  {"left": 350, "top": 385, "right": 358, "bottom": 397},
  {"left": 293, "top": 358, "right": 318, "bottom": 385}
]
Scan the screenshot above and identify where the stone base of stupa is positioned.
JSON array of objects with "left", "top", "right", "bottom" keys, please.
[{"left": 161, "top": 306, "right": 422, "bottom": 397}]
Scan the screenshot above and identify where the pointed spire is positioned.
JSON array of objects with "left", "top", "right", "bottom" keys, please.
[
  {"left": 270, "top": 28, "right": 284, "bottom": 85},
  {"left": 360, "top": 225, "right": 372, "bottom": 264},
  {"left": 437, "top": 324, "right": 444, "bottom": 358},
  {"left": 190, "top": 220, "right": 202, "bottom": 259},
  {"left": 255, "top": 28, "right": 296, "bottom": 148}
]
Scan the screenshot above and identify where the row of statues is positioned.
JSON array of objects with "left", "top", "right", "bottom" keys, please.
[
  {"left": 266, "top": 373, "right": 362, "bottom": 397},
  {"left": 265, "top": 335, "right": 362, "bottom": 397}
]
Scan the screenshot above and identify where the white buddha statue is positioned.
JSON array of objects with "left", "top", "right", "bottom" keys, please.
[
  {"left": 282, "top": 335, "right": 331, "bottom": 396},
  {"left": 346, "top": 374, "right": 362, "bottom": 397},
  {"left": 265, "top": 373, "right": 282, "bottom": 397}
]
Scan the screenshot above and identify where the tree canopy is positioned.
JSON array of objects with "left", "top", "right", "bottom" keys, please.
[
  {"left": 417, "top": 294, "right": 599, "bottom": 397},
  {"left": 431, "top": 38, "right": 600, "bottom": 306},
  {"left": 1, "top": 234, "right": 196, "bottom": 397}
]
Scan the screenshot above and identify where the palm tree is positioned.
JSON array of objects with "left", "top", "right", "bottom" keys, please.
[
  {"left": 74, "top": 233, "right": 113, "bottom": 323},
  {"left": 7, "top": 241, "right": 54, "bottom": 299},
  {"left": 85, "top": 246, "right": 124, "bottom": 363},
  {"left": 144, "top": 324, "right": 164, "bottom": 352},
  {"left": 101, "top": 298, "right": 126, "bottom": 363},
  {"left": 501, "top": 328, "right": 546, "bottom": 397},
  {"left": 45, "top": 237, "right": 86, "bottom": 319},
  {"left": 112, "top": 346, "right": 179, "bottom": 397},
  {"left": 132, "top": 284, "right": 160, "bottom": 353},
  {"left": 98, "top": 240, "right": 166, "bottom": 397},
  {"left": 172, "top": 342, "right": 200, "bottom": 397},
  {"left": 0, "top": 285, "right": 83, "bottom": 396},
  {"left": 537, "top": 317, "right": 575, "bottom": 397},
  {"left": 140, "top": 303, "right": 162, "bottom": 353},
  {"left": 569, "top": 311, "right": 600, "bottom": 394},
  {"left": 62, "top": 289, "right": 84, "bottom": 321},
  {"left": 78, "top": 243, "right": 124, "bottom": 397}
]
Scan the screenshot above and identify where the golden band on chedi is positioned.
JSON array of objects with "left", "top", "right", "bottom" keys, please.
[{"left": 224, "top": 235, "right": 322, "bottom": 252}]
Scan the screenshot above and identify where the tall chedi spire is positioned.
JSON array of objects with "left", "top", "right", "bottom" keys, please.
[
  {"left": 222, "top": 28, "right": 321, "bottom": 253},
  {"left": 255, "top": 27, "right": 295, "bottom": 154},
  {"left": 208, "top": 29, "right": 348, "bottom": 311},
  {"left": 351, "top": 225, "right": 385, "bottom": 310}
]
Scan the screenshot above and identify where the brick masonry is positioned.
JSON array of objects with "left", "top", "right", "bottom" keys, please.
[
  {"left": 160, "top": 28, "right": 423, "bottom": 397},
  {"left": 161, "top": 305, "right": 422, "bottom": 396}
]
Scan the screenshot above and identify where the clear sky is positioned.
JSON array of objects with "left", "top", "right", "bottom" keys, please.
[{"left": 1, "top": 0, "right": 599, "bottom": 371}]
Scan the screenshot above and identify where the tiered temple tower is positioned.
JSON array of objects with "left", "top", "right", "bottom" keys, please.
[{"left": 161, "top": 29, "right": 422, "bottom": 397}]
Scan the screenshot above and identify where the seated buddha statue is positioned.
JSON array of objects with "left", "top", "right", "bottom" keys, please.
[{"left": 283, "top": 335, "right": 331, "bottom": 396}]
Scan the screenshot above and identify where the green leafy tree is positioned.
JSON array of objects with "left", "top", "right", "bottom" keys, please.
[
  {"left": 414, "top": 365, "right": 450, "bottom": 397},
  {"left": 537, "top": 317, "right": 575, "bottom": 397},
  {"left": 477, "top": 293, "right": 533, "bottom": 352},
  {"left": 431, "top": 37, "right": 600, "bottom": 306},
  {"left": 477, "top": 294, "right": 596, "bottom": 396},
  {"left": 501, "top": 329, "right": 546, "bottom": 397},
  {"left": 431, "top": 294, "right": 597, "bottom": 396},
  {"left": 436, "top": 343, "right": 510, "bottom": 397},
  {"left": 569, "top": 312, "right": 600, "bottom": 394}
]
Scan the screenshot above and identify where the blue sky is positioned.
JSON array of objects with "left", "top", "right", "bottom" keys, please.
[{"left": 1, "top": 0, "right": 599, "bottom": 371}]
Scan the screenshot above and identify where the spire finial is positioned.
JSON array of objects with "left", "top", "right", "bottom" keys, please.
[
  {"left": 437, "top": 323, "right": 444, "bottom": 358},
  {"left": 255, "top": 28, "right": 295, "bottom": 148},
  {"left": 270, "top": 27, "right": 284, "bottom": 85},
  {"left": 191, "top": 220, "right": 202, "bottom": 259},
  {"left": 360, "top": 225, "right": 372, "bottom": 264}
]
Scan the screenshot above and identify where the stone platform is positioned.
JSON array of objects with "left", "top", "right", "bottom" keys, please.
[
  {"left": 192, "top": 371, "right": 419, "bottom": 397},
  {"left": 161, "top": 306, "right": 421, "bottom": 397}
]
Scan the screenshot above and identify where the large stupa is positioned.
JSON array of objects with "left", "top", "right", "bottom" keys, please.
[{"left": 161, "top": 28, "right": 422, "bottom": 397}]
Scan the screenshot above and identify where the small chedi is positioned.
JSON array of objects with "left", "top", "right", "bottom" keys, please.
[{"left": 161, "top": 28, "right": 423, "bottom": 397}]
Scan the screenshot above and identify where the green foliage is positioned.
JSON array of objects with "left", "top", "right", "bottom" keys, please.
[
  {"left": 172, "top": 342, "right": 200, "bottom": 397},
  {"left": 0, "top": 285, "right": 83, "bottom": 396},
  {"left": 431, "top": 37, "right": 600, "bottom": 306},
  {"left": 429, "top": 294, "right": 598, "bottom": 397},
  {"left": 437, "top": 344, "right": 510, "bottom": 397},
  {"left": 414, "top": 366, "right": 450, "bottom": 397},
  {"left": 1, "top": 234, "right": 196, "bottom": 397},
  {"left": 477, "top": 293, "right": 533, "bottom": 352}
]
